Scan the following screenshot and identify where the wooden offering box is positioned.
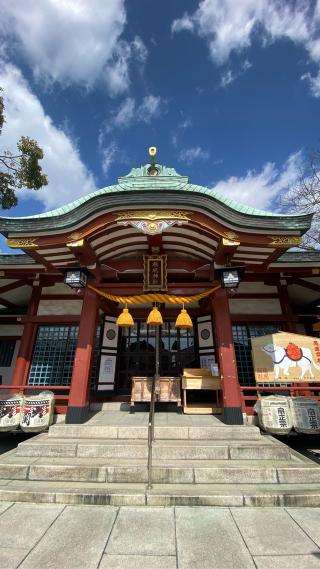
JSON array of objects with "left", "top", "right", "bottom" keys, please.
[
  {"left": 130, "top": 376, "right": 181, "bottom": 412},
  {"left": 182, "top": 368, "right": 222, "bottom": 414}
]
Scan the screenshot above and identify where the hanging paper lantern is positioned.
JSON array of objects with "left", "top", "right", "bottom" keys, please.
[
  {"left": 147, "top": 306, "right": 163, "bottom": 326},
  {"left": 116, "top": 307, "right": 134, "bottom": 327},
  {"left": 175, "top": 307, "right": 193, "bottom": 329}
]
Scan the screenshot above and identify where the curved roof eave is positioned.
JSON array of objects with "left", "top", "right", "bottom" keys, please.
[{"left": 0, "top": 181, "right": 313, "bottom": 236}]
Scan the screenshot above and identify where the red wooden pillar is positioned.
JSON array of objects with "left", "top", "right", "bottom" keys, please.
[
  {"left": 11, "top": 285, "right": 42, "bottom": 389},
  {"left": 65, "top": 287, "right": 99, "bottom": 424},
  {"left": 211, "top": 289, "right": 243, "bottom": 424},
  {"left": 278, "top": 283, "right": 296, "bottom": 333}
]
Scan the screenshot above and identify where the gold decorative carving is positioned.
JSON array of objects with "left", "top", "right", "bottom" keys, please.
[
  {"left": 269, "top": 236, "right": 301, "bottom": 247},
  {"left": 7, "top": 238, "right": 38, "bottom": 249},
  {"left": 67, "top": 239, "right": 84, "bottom": 248},
  {"left": 118, "top": 219, "right": 188, "bottom": 235},
  {"left": 222, "top": 237, "right": 240, "bottom": 247},
  {"left": 69, "top": 231, "right": 83, "bottom": 241},
  {"left": 115, "top": 210, "right": 191, "bottom": 222},
  {"left": 223, "top": 231, "right": 239, "bottom": 240}
]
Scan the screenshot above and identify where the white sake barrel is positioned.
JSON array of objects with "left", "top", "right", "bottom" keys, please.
[
  {"left": 258, "top": 395, "right": 292, "bottom": 435},
  {"left": 289, "top": 397, "right": 320, "bottom": 434},
  {"left": 20, "top": 391, "right": 55, "bottom": 433},
  {"left": 0, "top": 395, "right": 24, "bottom": 432}
]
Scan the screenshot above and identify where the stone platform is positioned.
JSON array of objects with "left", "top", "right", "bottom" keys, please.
[{"left": 0, "top": 408, "right": 319, "bottom": 506}]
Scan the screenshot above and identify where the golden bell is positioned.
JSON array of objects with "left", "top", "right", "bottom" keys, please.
[
  {"left": 175, "top": 307, "right": 193, "bottom": 329},
  {"left": 116, "top": 307, "right": 134, "bottom": 327},
  {"left": 147, "top": 306, "right": 163, "bottom": 326}
]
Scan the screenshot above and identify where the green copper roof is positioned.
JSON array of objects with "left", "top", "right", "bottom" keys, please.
[
  {"left": 0, "top": 163, "right": 313, "bottom": 234},
  {"left": 275, "top": 251, "right": 320, "bottom": 263}
]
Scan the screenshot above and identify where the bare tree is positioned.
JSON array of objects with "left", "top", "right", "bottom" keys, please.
[{"left": 282, "top": 150, "right": 320, "bottom": 249}]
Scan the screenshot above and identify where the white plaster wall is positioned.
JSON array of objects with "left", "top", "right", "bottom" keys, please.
[
  {"left": 38, "top": 299, "right": 83, "bottom": 315},
  {"left": 229, "top": 298, "right": 282, "bottom": 315}
]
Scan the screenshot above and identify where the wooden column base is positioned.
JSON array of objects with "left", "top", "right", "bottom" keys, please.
[
  {"left": 223, "top": 406, "right": 243, "bottom": 425},
  {"left": 65, "top": 405, "right": 90, "bottom": 424}
]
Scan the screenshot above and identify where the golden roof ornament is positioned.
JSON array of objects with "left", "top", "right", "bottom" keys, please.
[{"left": 148, "top": 146, "right": 158, "bottom": 176}]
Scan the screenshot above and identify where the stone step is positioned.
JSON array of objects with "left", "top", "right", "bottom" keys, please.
[
  {"left": 15, "top": 438, "right": 292, "bottom": 461},
  {"left": 0, "top": 480, "right": 319, "bottom": 507},
  {"left": 0, "top": 458, "right": 318, "bottom": 484},
  {"left": 90, "top": 402, "right": 131, "bottom": 412},
  {"left": 48, "top": 424, "right": 262, "bottom": 441}
]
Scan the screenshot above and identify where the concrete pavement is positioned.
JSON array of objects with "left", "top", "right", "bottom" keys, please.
[{"left": 0, "top": 504, "right": 319, "bottom": 568}]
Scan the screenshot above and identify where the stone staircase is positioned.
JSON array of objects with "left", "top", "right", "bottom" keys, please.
[{"left": 0, "top": 411, "right": 319, "bottom": 506}]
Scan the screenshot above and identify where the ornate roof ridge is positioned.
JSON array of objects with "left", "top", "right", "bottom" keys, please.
[{"left": 0, "top": 173, "right": 311, "bottom": 222}]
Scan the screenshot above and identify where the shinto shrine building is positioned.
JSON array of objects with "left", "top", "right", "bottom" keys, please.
[{"left": 0, "top": 152, "right": 319, "bottom": 425}]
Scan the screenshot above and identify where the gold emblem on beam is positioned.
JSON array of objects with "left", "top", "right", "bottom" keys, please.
[
  {"left": 6, "top": 238, "right": 38, "bottom": 249},
  {"left": 223, "top": 231, "right": 239, "bottom": 241},
  {"left": 115, "top": 210, "right": 191, "bottom": 222},
  {"left": 269, "top": 236, "right": 301, "bottom": 247},
  {"left": 222, "top": 237, "right": 240, "bottom": 246},
  {"left": 67, "top": 239, "right": 84, "bottom": 248},
  {"left": 69, "top": 231, "right": 83, "bottom": 241}
]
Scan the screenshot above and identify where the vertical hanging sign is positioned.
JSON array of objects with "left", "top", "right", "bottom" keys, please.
[{"left": 143, "top": 255, "right": 167, "bottom": 291}]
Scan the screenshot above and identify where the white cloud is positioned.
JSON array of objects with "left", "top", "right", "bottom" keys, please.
[
  {"left": 110, "top": 98, "right": 136, "bottom": 129},
  {"left": 212, "top": 151, "right": 302, "bottom": 210},
  {"left": 178, "top": 146, "right": 210, "bottom": 165},
  {"left": 0, "top": 0, "right": 147, "bottom": 95},
  {"left": 172, "top": 0, "right": 320, "bottom": 96},
  {"left": 242, "top": 59, "right": 252, "bottom": 72},
  {"left": 178, "top": 118, "right": 192, "bottom": 130},
  {"left": 107, "top": 95, "right": 164, "bottom": 131},
  {"left": 171, "top": 13, "right": 194, "bottom": 34},
  {"left": 302, "top": 71, "right": 320, "bottom": 97},
  {"left": 0, "top": 63, "right": 96, "bottom": 210},
  {"left": 220, "top": 59, "right": 252, "bottom": 87},
  {"left": 220, "top": 69, "right": 234, "bottom": 88},
  {"left": 138, "top": 95, "right": 162, "bottom": 122},
  {"left": 101, "top": 141, "right": 118, "bottom": 176},
  {"left": 171, "top": 118, "right": 192, "bottom": 149},
  {"left": 131, "top": 35, "right": 148, "bottom": 63}
]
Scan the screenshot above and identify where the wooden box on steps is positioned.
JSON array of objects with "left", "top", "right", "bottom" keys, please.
[
  {"left": 130, "top": 376, "right": 181, "bottom": 412},
  {"left": 181, "top": 368, "right": 222, "bottom": 414}
]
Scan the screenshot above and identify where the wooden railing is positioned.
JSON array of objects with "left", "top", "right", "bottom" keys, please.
[
  {"left": 240, "top": 385, "right": 320, "bottom": 415},
  {"left": 0, "top": 385, "right": 70, "bottom": 414}
]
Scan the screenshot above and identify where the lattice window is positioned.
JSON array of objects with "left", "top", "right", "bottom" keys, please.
[
  {"left": 28, "top": 326, "right": 79, "bottom": 386},
  {"left": 232, "top": 323, "right": 282, "bottom": 386},
  {"left": 0, "top": 340, "right": 16, "bottom": 367}
]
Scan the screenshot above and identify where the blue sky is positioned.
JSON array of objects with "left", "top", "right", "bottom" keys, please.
[{"left": 0, "top": 0, "right": 320, "bottom": 245}]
